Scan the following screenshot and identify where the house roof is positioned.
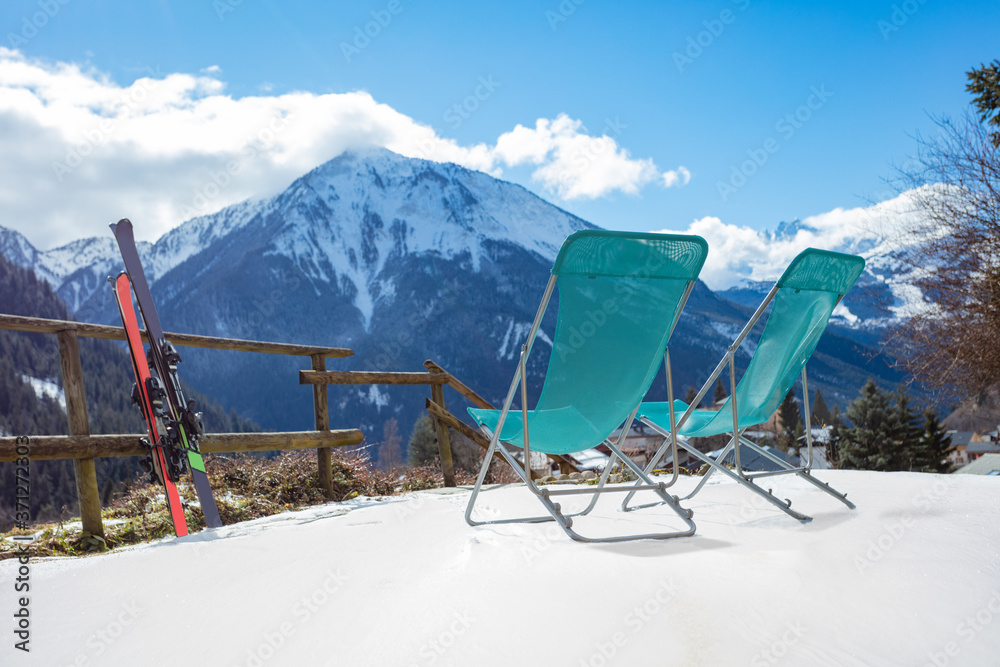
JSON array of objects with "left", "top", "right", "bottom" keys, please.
[
  {"left": 563, "top": 448, "right": 610, "bottom": 471},
  {"left": 947, "top": 431, "right": 976, "bottom": 448},
  {"left": 707, "top": 443, "right": 790, "bottom": 471},
  {"left": 954, "top": 453, "right": 1000, "bottom": 476},
  {"left": 966, "top": 441, "right": 1000, "bottom": 455}
]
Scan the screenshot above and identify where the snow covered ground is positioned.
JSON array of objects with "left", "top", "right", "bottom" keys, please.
[{"left": 5, "top": 470, "right": 1000, "bottom": 666}]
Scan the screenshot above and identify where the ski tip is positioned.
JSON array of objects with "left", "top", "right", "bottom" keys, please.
[{"left": 110, "top": 218, "right": 132, "bottom": 234}]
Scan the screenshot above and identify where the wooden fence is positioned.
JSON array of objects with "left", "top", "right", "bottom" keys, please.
[
  {"left": 300, "top": 359, "right": 581, "bottom": 484},
  {"left": 0, "top": 313, "right": 577, "bottom": 538},
  {"left": 0, "top": 314, "right": 361, "bottom": 538}
]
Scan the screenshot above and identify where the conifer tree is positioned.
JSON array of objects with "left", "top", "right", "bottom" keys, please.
[
  {"left": 792, "top": 422, "right": 805, "bottom": 456},
  {"left": 408, "top": 414, "right": 439, "bottom": 466},
  {"left": 838, "top": 382, "right": 946, "bottom": 472},
  {"left": 684, "top": 385, "right": 698, "bottom": 406},
  {"left": 914, "top": 410, "right": 955, "bottom": 473},
  {"left": 811, "top": 389, "right": 832, "bottom": 425},
  {"left": 378, "top": 418, "right": 404, "bottom": 470},
  {"left": 713, "top": 379, "right": 728, "bottom": 405},
  {"left": 777, "top": 390, "right": 802, "bottom": 450},
  {"left": 892, "top": 387, "right": 924, "bottom": 470},
  {"left": 826, "top": 406, "right": 845, "bottom": 469},
  {"left": 967, "top": 59, "right": 1000, "bottom": 146},
  {"left": 838, "top": 380, "right": 899, "bottom": 470}
]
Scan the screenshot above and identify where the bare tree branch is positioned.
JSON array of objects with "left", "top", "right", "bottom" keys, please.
[{"left": 886, "top": 112, "right": 1000, "bottom": 400}]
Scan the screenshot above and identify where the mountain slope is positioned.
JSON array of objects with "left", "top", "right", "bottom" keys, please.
[
  {"left": 0, "top": 149, "right": 905, "bottom": 441},
  {"left": 0, "top": 254, "right": 259, "bottom": 530},
  {"left": 714, "top": 213, "right": 931, "bottom": 346}
]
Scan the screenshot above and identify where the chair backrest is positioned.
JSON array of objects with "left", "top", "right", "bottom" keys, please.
[
  {"left": 680, "top": 248, "right": 865, "bottom": 438},
  {"left": 533, "top": 230, "right": 708, "bottom": 454}
]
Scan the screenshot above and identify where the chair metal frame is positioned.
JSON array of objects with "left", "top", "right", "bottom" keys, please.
[
  {"left": 465, "top": 264, "right": 699, "bottom": 543},
  {"left": 623, "top": 282, "right": 856, "bottom": 522}
]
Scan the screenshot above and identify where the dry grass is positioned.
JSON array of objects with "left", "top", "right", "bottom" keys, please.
[{"left": 0, "top": 447, "right": 480, "bottom": 560}]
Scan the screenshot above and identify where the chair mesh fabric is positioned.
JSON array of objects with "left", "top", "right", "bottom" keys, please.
[
  {"left": 640, "top": 248, "right": 865, "bottom": 438},
  {"left": 777, "top": 248, "right": 866, "bottom": 294},
  {"left": 470, "top": 231, "right": 707, "bottom": 455},
  {"left": 552, "top": 230, "right": 708, "bottom": 279}
]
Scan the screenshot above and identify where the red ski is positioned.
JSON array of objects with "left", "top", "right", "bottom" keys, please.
[
  {"left": 111, "top": 218, "right": 222, "bottom": 529},
  {"left": 110, "top": 272, "right": 188, "bottom": 537}
]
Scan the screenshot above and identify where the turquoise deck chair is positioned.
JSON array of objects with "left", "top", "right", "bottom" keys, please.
[
  {"left": 623, "top": 248, "right": 866, "bottom": 521},
  {"left": 466, "top": 230, "right": 708, "bottom": 542}
]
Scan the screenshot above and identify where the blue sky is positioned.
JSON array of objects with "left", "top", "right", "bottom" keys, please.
[{"left": 1, "top": 0, "right": 997, "bottom": 250}]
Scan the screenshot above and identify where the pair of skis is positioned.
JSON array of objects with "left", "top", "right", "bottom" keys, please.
[{"left": 109, "top": 218, "right": 222, "bottom": 536}]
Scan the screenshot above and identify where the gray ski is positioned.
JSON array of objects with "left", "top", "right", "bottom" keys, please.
[{"left": 111, "top": 218, "right": 223, "bottom": 529}]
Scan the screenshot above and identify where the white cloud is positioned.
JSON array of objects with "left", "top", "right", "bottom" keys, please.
[
  {"left": 490, "top": 115, "right": 667, "bottom": 199},
  {"left": 0, "top": 49, "right": 684, "bottom": 247},
  {"left": 662, "top": 166, "right": 691, "bottom": 188},
  {"left": 656, "top": 190, "right": 923, "bottom": 290}
]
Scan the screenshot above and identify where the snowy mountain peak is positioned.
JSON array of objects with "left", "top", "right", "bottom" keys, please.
[
  {"left": 0, "top": 227, "right": 39, "bottom": 269},
  {"left": 0, "top": 149, "right": 592, "bottom": 330},
  {"left": 260, "top": 149, "right": 590, "bottom": 328},
  {"left": 772, "top": 218, "right": 813, "bottom": 240}
]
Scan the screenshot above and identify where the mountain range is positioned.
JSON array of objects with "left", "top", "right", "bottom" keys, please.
[{"left": 0, "top": 148, "right": 907, "bottom": 440}]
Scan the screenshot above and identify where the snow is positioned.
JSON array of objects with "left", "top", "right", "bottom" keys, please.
[
  {"left": 0, "top": 151, "right": 939, "bottom": 336},
  {"left": 259, "top": 149, "right": 587, "bottom": 330},
  {"left": 497, "top": 320, "right": 538, "bottom": 361},
  {"left": 30, "top": 236, "right": 120, "bottom": 286},
  {"left": 707, "top": 320, "right": 757, "bottom": 358},
  {"left": 20, "top": 374, "right": 65, "bottom": 411},
  {"left": 362, "top": 385, "right": 390, "bottom": 410},
  {"left": 0, "top": 149, "right": 590, "bottom": 330},
  {"left": 832, "top": 301, "right": 859, "bottom": 325},
  {"left": 7, "top": 470, "right": 1000, "bottom": 666},
  {"left": 708, "top": 320, "right": 741, "bottom": 341},
  {"left": 566, "top": 447, "right": 611, "bottom": 470}
]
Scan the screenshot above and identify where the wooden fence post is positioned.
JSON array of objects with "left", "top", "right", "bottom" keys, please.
[
  {"left": 57, "top": 330, "right": 104, "bottom": 539},
  {"left": 311, "top": 353, "right": 334, "bottom": 499},
  {"left": 426, "top": 365, "right": 456, "bottom": 487}
]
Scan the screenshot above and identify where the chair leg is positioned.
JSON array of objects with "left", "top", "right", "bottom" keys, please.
[
  {"left": 621, "top": 434, "right": 732, "bottom": 511},
  {"left": 544, "top": 441, "right": 695, "bottom": 543},
  {"left": 676, "top": 440, "right": 812, "bottom": 521},
  {"left": 609, "top": 440, "right": 694, "bottom": 521},
  {"left": 627, "top": 421, "right": 813, "bottom": 521},
  {"left": 465, "top": 434, "right": 557, "bottom": 527},
  {"left": 679, "top": 436, "right": 733, "bottom": 500},
  {"left": 466, "top": 428, "right": 696, "bottom": 542},
  {"left": 573, "top": 442, "right": 623, "bottom": 517},
  {"left": 619, "top": 432, "right": 676, "bottom": 511},
  {"left": 736, "top": 436, "right": 855, "bottom": 510}
]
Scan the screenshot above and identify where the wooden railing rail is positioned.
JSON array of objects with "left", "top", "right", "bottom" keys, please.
[
  {"left": 423, "top": 360, "right": 492, "bottom": 409},
  {"left": 0, "top": 314, "right": 354, "bottom": 358},
  {"left": 0, "top": 312, "right": 357, "bottom": 538},
  {"left": 423, "top": 361, "right": 580, "bottom": 476},
  {"left": 300, "top": 360, "right": 580, "bottom": 483},
  {"left": 0, "top": 430, "right": 362, "bottom": 462},
  {"left": 300, "top": 370, "right": 448, "bottom": 385}
]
